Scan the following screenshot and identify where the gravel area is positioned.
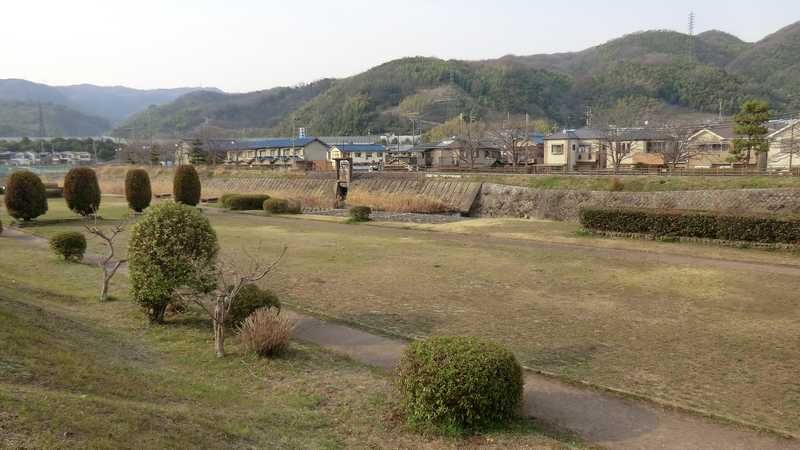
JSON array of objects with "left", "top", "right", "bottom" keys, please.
[{"left": 308, "top": 209, "right": 470, "bottom": 224}]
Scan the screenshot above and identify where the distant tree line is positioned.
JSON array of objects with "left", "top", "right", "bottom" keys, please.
[{"left": 0, "top": 137, "right": 120, "bottom": 161}]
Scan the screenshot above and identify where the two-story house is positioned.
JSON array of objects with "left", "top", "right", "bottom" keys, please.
[
  {"left": 544, "top": 129, "right": 608, "bottom": 169},
  {"left": 221, "top": 138, "right": 329, "bottom": 167},
  {"left": 328, "top": 143, "right": 386, "bottom": 168}
]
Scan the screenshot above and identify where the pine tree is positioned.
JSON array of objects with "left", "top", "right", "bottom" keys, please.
[
  {"left": 730, "top": 100, "right": 771, "bottom": 168},
  {"left": 189, "top": 138, "right": 206, "bottom": 165}
]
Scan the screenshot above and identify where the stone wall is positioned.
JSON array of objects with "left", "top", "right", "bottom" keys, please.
[
  {"left": 350, "top": 179, "right": 482, "bottom": 213},
  {"left": 475, "top": 183, "right": 800, "bottom": 222}
]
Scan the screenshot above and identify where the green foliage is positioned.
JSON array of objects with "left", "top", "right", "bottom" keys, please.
[
  {"left": 128, "top": 203, "right": 218, "bottom": 323},
  {"left": 0, "top": 101, "right": 110, "bottom": 137},
  {"left": 189, "top": 139, "right": 206, "bottom": 165},
  {"left": 227, "top": 284, "right": 281, "bottom": 328},
  {"left": 173, "top": 165, "right": 201, "bottom": 206},
  {"left": 223, "top": 194, "right": 271, "bottom": 211},
  {"left": 263, "top": 198, "right": 301, "bottom": 214},
  {"left": 348, "top": 206, "right": 372, "bottom": 222},
  {"left": 396, "top": 336, "right": 523, "bottom": 432},
  {"left": 63, "top": 167, "right": 101, "bottom": 216},
  {"left": 731, "top": 100, "right": 771, "bottom": 165},
  {"left": 4, "top": 170, "right": 48, "bottom": 221},
  {"left": 49, "top": 232, "right": 87, "bottom": 262},
  {"left": 125, "top": 169, "right": 152, "bottom": 212},
  {"left": 579, "top": 207, "right": 800, "bottom": 244}
]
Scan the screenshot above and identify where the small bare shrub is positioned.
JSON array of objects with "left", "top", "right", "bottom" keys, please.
[
  {"left": 237, "top": 308, "right": 294, "bottom": 357},
  {"left": 610, "top": 177, "right": 624, "bottom": 192}
]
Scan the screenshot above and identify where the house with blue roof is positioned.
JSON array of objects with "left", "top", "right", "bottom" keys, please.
[{"left": 328, "top": 143, "right": 386, "bottom": 168}]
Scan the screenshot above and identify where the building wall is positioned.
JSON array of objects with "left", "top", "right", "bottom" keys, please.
[
  {"left": 544, "top": 139, "right": 570, "bottom": 166},
  {"left": 768, "top": 125, "right": 799, "bottom": 169},
  {"left": 686, "top": 131, "right": 734, "bottom": 167},
  {"left": 303, "top": 141, "right": 330, "bottom": 161}
]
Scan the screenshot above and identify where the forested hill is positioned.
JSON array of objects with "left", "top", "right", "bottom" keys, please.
[
  {"left": 0, "top": 101, "right": 110, "bottom": 137},
  {"left": 116, "top": 21, "right": 800, "bottom": 137}
]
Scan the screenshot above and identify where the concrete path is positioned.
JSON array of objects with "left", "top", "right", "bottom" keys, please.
[
  {"left": 5, "top": 227, "right": 797, "bottom": 449},
  {"left": 287, "top": 312, "right": 796, "bottom": 450}
]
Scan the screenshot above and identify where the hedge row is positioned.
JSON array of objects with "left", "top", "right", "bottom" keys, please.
[
  {"left": 222, "top": 194, "right": 271, "bottom": 211},
  {"left": 579, "top": 207, "right": 800, "bottom": 244}
]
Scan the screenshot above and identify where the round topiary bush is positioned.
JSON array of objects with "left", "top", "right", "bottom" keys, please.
[
  {"left": 173, "top": 165, "right": 201, "bottom": 206},
  {"left": 128, "top": 202, "right": 218, "bottom": 323},
  {"left": 125, "top": 169, "right": 152, "bottom": 213},
  {"left": 49, "top": 232, "right": 87, "bottom": 262},
  {"left": 349, "top": 206, "right": 371, "bottom": 222},
  {"left": 4, "top": 170, "right": 48, "bottom": 221},
  {"left": 396, "top": 336, "right": 523, "bottom": 432},
  {"left": 227, "top": 284, "right": 281, "bottom": 327},
  {"left": 63, "top": 167, "right": 101, "bottom": 216},
  {"left": 226, "top": 194, "right": 271, "bottom": 211}
]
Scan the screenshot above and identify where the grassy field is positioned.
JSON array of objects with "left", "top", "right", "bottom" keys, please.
[
  {"left": 463, "top": 174, "right": 800, "bottom": 192},
  {"left": 4, "top": 196, "right": 800, "bottom": 436},
  {"left": 0, "top": 237, "right": 580, "bottom": 449}
]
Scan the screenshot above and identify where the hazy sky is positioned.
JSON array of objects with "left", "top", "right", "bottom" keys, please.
[{"left": 3, "top": 0, "right": 799, "bottom": 92}]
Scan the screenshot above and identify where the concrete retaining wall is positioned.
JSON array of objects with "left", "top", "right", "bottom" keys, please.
[
  {"left": 475, "top": 183, "right": 800, "bottom": 222},
  {"left": 350, "top": 179, "right": 482, "bottom": 213}
]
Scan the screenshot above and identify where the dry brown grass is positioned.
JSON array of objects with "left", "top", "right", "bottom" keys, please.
[
  {"left": 346, "top": 191, "right": 453, "bottom": 214},
  {"left": 237, "top": 308, "right": 295, "bottom": 357}
]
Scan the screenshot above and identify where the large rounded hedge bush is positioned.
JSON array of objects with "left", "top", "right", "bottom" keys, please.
[
  {"left": 225, "top": 194, "right": 271, "bottom": 211},
  {"left": 4, "top": 170, "right": 48, "bottom": 221},
  {"left": 63, "top": 167, "right": 101, "bottom": 216},
  {"left": 263, "top": 198, "right": 301, "bottom": 214},
  {"left": 125, "top": 169, "right": 152, "bottom": 212},
  {"left": 49, "top": 232, "right": 87, "bottom": 262},
  {"left": 128, "top": 202, "right": 218, "bottom": 323},
  {"left": 227, "top": 284, "right": 281, "bottom": 327},
  {"left": 173, "top": 165, "right": 201, "bottom": 206},
  {"left": 396, "top": 336, "right": 523, "bottom": 431},
  {"left": 349, "top": 206, "right": 371, "bottom": 222}
]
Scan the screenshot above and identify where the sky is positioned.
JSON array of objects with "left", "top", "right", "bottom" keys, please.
[{"left": 2, "top": 0, "right": 799, "bottom": 93}]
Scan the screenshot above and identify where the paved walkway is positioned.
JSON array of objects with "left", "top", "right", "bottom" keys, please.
[{"left": 5, "top": 226, "right": 797, "bottom": 449}]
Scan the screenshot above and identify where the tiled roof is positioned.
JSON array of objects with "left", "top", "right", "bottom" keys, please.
[
  {"left": 331, "top": 143, "right": 386, "bottom": 153},
  {"left": 210, "top": 138, "right": 325, "bottom": 151},
  {"left": 546, "top": 128, "right": 608, "bottom": 140}
]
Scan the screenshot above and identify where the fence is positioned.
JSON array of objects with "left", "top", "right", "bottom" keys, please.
[{"left": 423, "top": 166, "right": 800, "bottom": 177}]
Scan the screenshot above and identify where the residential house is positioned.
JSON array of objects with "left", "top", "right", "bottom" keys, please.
[
  {"left": 211, "top": 138, "right": 329, "bottom": 167},
  {"left": 544, "top": 128, "right": 608, "bottom": 169},
  {"left": 328, "top": 143, "right": 386, "bottom": 169},
  {"left": 767, "top": 120, "right": 800, "bottom": 169},
  {"left": 684, "top": 125, "right": 738, "bottom": 168},
  {"left": 384, "top": 145, "right": 423, "bottom": 170},
  {"left": 413, "top": 140, "right": 502, "bottom": 169},
  {"left": 606, "top": 129, "right": 674, "bottom": 169}
]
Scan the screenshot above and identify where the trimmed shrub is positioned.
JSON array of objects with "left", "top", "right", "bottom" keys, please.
[
  {"left": 173, "top": 165, "right": 201, "bottom": 206},
  {"left": 49, "top": 232, "right": 87, "bottom": 262},
  {"left": 228, "top": 284, "right": 281, "bottom": 327},
  {"left": 580, "top": 207, "right": 800, "bottom": 244},
  {"left": 128, "top": 202, "right": 218, "bottom": 323},
  {"left": 349, "top": 206, "right": 372, "bottom": 222},
  {"left": 225, "top": 194, "right": 271, "bottom": 211},
  {"left": 4, "top": 171, "right": 48, "bottom": 221},
  {"left": 396, "top": 336, "right": 524, "bottom": 432},
  {"left": 263, "top": 198, "right": 301, "bottom": 214},
  {"left": 237, "top": 308, "right": 293, "bottom": 357},
  {"left": 220, "top": 193, "right": 238, "bottom": 209},
  {"left": 63, "top": 167, "right": 101, "bottom": 216},
  {"left": 125, "top": 169, "right": 152, "bottom": 212}
]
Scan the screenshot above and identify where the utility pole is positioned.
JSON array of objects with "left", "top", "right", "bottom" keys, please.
[
  {"left": 688, "top": 11, "right": 696, "bottom": 61},
  {"left": 585, "top": 106, "right": 593, "bottom": 128}
]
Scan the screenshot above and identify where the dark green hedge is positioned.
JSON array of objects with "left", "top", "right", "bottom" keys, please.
[
  {"left": 263, "top": 198, "right": 301, "bottom": 214},
  {"left": 396, "top": 336, "right": 523, "bottom": 432},
  {"left": 173, "top": 165, "right": 201, "bottom": 206},
  {"left": 63, "top": 167, "right": 101, "bottom": 216},
  {"left": 349, "top": 206, "right": 372, "bottom": 222},
  {"left": 125, "top": 169, "right": 152, "bottom": 212},
  {"left": 49, "top": 232, "right": 87, "bottom": 262},
  {"left": 228, "top": 284, "right": 281, "bottom": 327},
  {"left": 580, "top": 207, "right": 800, "bottom": 244},
  {"left": 4, "top": 170, "right": 48, "bottom": 221},
  {"left": 224, "top": 194, "right": 271, "bottom": 211}
]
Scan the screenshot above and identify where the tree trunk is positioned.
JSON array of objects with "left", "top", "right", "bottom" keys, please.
[
  {"left": 213, "top": 300, "right": 226, "bottom": 358},
  {"left": 100, "top": 270, "right": 110, "bottom": 302}
]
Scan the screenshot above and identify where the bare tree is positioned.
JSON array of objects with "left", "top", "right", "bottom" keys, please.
[
  {"left": 487, "top": 117, "right": 530, "bottom": 167},
  {"left": 84, "top": 218, "right": 130, "bottom": 302},
  {"left": 604, "top": 128, "right": 633, "bottom": 173},
  {"left": 660, "top": 124, "right": 706, "bottom": 169},
  {"left": 454, "top": 117, "right": 487, "bottom": 169},
  {"left": 176, "top": 247, "right": 287, "bottom": 358}
]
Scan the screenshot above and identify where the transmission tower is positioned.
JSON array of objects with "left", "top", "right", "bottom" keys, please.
[{"left": 37, "top": 102, "right": 46, "bottom": 137}]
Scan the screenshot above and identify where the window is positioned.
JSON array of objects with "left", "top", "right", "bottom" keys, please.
[
  {"left": 647, "top": 142, "right": 666, "bottom": 153},
  {"left": 354, "top": 152, "right": 362, "bottom": 158},
  {"left": 551, "top": 144, "right": 564, "bottom": 155}
]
